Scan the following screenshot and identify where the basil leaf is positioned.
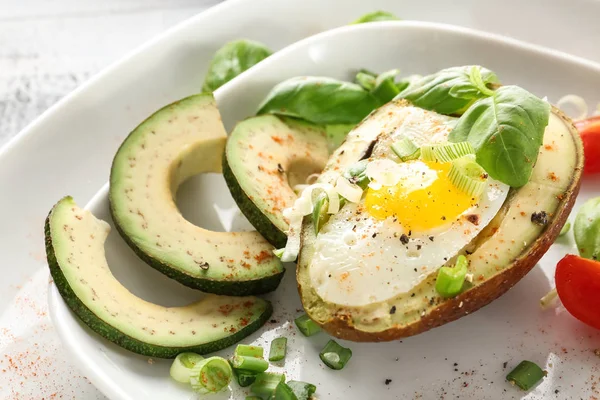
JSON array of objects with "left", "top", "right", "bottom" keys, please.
[
  {"left": 396, "top": 66, "right": 499, "bottom": 115},
  {"left": 257, "top": 77, "right": 380, "bottom": 125},
  {"left": 352, "top": 10, "right": 400, "bottom": 24},
  {"left": 355, "top": 72, "right": 376, "bottom": 91},
  {"left": 448, "top": 85, "right": 550, "bottom": 187},
  {"left": 371, "top": 69, "right": 401, "bottom": 104},
  {"left": 574, "top": 197, "right": 600, "bottom": 260},
  {"left": 202, "top": 39, "right": 272, "bottom": 92}
]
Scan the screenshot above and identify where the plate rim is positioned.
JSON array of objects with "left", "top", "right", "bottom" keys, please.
[{"left": 45, "top": 20, "right": 600, "bottom": 400}]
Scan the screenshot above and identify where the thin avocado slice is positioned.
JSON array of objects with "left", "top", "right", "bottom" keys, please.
[
  {"left": 223, "top": 116, "right": 329, "bottom": 248},
  {"left": 45, "top": 197, "right": 272, "bottom": 358},
  {"left": 297, "top": 101, "right": 582, "bottom": 341},
  {"left": 110, "top": 94, "right": 283, "bottom": 295}
]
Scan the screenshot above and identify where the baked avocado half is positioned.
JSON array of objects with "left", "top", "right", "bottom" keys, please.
[
  {"left": 297, "top": 100, "right": 582, "bottom": 341},
  {"left": 223, "top": 115, "right": 329, "bottom": 248},
  {"left": 110, "top": 93, "right": 284, "bottom": 296},
  {"left": 45, "top": 197, "right": 272, "bottom": 358}
]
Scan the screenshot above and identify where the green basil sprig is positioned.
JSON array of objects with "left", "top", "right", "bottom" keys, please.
[
  {"left": 574, "top": 197, "right": 600, "bottom": 260},
  {"left": 202, "top": 39, "right": 272, "bottom": 92},
  {"left": 448, "top": 85, "right": 550, "bottom": 188},
  {"left": 355, "top": 69, "right": 402, "bottom": 104},
  {"left": 396, "top": 66, "right": 499, "bottom": 115},
  {"left": 257, "top": 77, "right": 380, "bottom": 125},
  {"left": 352, "top": 10, "right": 400, "bottom": 24}
]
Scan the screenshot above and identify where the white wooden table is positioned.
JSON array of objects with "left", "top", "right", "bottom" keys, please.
[
  {"left": 0, "top": 0, "right": 221, "bottom": 146},
  {"left": 0, "top": 1, "right": 219, "bottom": 398}
]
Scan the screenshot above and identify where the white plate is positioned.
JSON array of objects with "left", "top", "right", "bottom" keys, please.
[{"left": 47, "top": 21, "right": 600, "bottom": 400}]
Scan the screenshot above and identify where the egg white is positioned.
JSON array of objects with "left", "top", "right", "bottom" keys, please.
[{"left": 308, "top": 106, "right": 509, "bottom": 307}]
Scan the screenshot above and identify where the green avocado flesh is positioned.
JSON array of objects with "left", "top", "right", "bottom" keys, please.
[
  {"left": 109, "top": 94, "right": 283, "bottom": 295},
  {"left": 297, "top": 100, "right": 579, "bottom": 336},
  {"left": 223, "top": 115, "right": 329, "bottom": 248},
  {"left": 45, "top": 197, "right": 272, "bottom": 358}
]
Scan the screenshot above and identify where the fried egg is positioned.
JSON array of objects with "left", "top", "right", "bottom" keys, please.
[{"left": 309, "top": 107, "right": 509, "bottom": 307}]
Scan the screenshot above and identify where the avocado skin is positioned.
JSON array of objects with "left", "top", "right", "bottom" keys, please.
[
  {"left": 222, "top": 150, "right": 288, "bottom": 249},
  {"left": 109, "top": 93, "right": 284, "bottom": 296},
  {"left": 45, "top": 200, "right": 274, "bottom": 358},
  {"left": 109, "top": 203, "right": 285, "bottom": 295},
  {"left": 306, "top": 175, "right": 579, "bottom": 341}
]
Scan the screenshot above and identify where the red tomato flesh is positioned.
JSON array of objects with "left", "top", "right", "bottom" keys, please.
[
  {"left": 555, "top": 254, "right": 600, "bottom": 330},
  {"left": 574, "top": 116, "right": 600, "bottom": 174}
]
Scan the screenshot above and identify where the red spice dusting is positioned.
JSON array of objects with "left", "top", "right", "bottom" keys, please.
[
  {"left": 548, "top": 171, "right": 559, "bottom": 182},
  {"left": 240, "top": 318, "right": 249, "bottom": 327},
  {"left": 241, "top": 261, "right": 251, "bottom": 269},
  {"left": 520, "top": 211, "right": 527, "bottom": 217},
  {"left": 254, "top": 250, "right": 271, "bottom": 263},
  {"left": 271, "top": 135, "right": 284, "bottom": 144}
]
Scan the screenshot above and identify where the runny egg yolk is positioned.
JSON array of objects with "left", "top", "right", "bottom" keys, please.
[{"left": 364, "top": 160, "right": 476, "bottom": 232}]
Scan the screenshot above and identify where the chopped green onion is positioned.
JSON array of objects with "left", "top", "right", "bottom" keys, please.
[
  {"left": 294, "top": 314, "right": 322, "bottom": 337},
  {"left": 506, "top": 360, "right": 545, "bottom": 390},
  {"left": 312, "top": 193, "right": 330, "bottom": 236},
  {"left": 287, "top": 380, "right": 317, "bottom": 400},
  {"left": 355, "top": 72, "right": 376, "bottom": 91},
  {"left": 559, "top": 221, "right": 571, "bottom": 236},
  {"left": 391, "top": 137, "right": 420, "bottom": 161},
  {"left": 245, "top": 397, "right": 263, "bottom": 400},
  {"left": 232, "top": 355, "right": 269, "bottom": 373},
  {"left": 236, "top": 370, "right": 258, "bottom": 387},
  {"left": 235, "top": 344, "right": 264, "bottom": 359},
  {"left": 540, "top": 289, "right": 558, "bottom": 310},
  {"left": 448, "top": 155, "right": 488, "bottom": 197},
  {"left": 273, "top": 248, "right": 285, "bottom": 258},
  {"left": 250, "top": 372, "right": 286, "bottom": 397},
  {"left": 435, "top": 255, "right": 468, "bottom": 298},
  {"left": 269, "top": 337, "right": 288, "bottom": 362},
  {"left": 421, "top": 141, "right": 474, "bottom": 163},
  {"left": 343, "top": 160, "right": 370, "bottom": 190},
  {"left": 274, "top": 381, "right": 298, "bottom": 400},
  {"left": 319, "top": 340, "right": 353, "bottom": 370},
  {"left": 190, "top": 356, "right": 232, "bottom": 394},
  {"left": 169, "top": 352, "right": 204, "bottom": 383}
]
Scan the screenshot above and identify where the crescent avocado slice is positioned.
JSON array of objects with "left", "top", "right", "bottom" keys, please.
[
  {"left": 297, "top": 100, "right": 582, "bottom": 341},
  {"left": 223, "top": 116, "right": 329, "bottom": 248},
  {"left": 110, "top": 94, "right": 283, "bottom": 295},
  {"left": 45, "top": 197, "right": 272, "bottom": 358}
]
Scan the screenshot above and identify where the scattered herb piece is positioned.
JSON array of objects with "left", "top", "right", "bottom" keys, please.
[
  {"left": 435, "top": 255, "right": 468, "bottom": 298},
  {"left": 294, "top": 314, "right": 322, "bottom": 337},
  {"left": 319, "top": 340, "right": 353, "bottom": 370},
  {"left": 352, "top": 10, "right": 400, "bottom": 24},
  {"left": 506, "top": 360, "right": 545, "bottom": 391},
  {"left": 269, "top": 337, "right": 288, "bottom": 362}
]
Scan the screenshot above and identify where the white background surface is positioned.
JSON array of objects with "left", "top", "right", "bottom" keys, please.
[
  {"left": 1, "top": 0, "right": 600, "bottom": 399},
  {"left": 0, "top": 1, "right": 218, "bottom": 398}
]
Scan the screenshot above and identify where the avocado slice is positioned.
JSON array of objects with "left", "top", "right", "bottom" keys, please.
[
  {"left": 297, "top": 100, "right": 582, "bottom": 341},
  {"left": 110, "top": 94, "right": 283, "bottom": 295},
  {"left": 45, "top": 197, "right": 272, "bottom": 358},
  {"left": 223, "top": 115, "right": 329, "bottom": 248}
]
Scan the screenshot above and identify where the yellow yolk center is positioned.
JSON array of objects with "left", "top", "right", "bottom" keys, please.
[{"left": 365, "top": 160, "right": 476, "bottom": 232}]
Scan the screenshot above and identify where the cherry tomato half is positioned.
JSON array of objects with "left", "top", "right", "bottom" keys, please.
[
  {"left": 574, "top": 116, "right": 600, "bottom": 174},
  {"left": 555, "top": 254, "right": 600, "bottom": 330}
]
